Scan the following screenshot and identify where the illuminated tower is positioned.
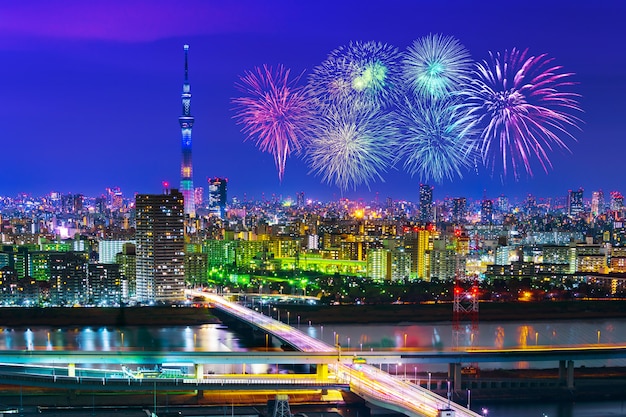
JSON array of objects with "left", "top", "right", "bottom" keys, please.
[{"left": 179, "top": 44, "right": 196, "bottom": 218}]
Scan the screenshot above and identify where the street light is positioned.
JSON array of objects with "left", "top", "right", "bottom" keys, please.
[
  {"left": 481, "top": 408, "right": 488, "bottom": 416},
  {"left": 287, "top": 311, "right": 290, "bottom": 326},
  {"left": 428, "top": 372, "right": 431, "bottom": 390}
]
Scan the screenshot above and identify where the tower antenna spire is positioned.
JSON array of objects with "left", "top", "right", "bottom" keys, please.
[
  {"left": 184, "top": 44, "right": 189, "bottom": 82},
  {"left": 179, "top": 44, "right": 196, "bottom": 219}
]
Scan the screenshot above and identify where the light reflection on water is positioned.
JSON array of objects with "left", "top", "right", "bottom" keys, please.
[
  {"left": 310, "top": 319, "right": 626, "bottom": 369},
  {"left": 0, "top": 324, "right": 242, "bottom": 353},
  {"left": 0, "top": 318, "right": 625, "bottom": 416}
]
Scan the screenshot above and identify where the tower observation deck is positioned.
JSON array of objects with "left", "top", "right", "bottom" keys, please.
[{"left": 179, "top": 44, "right": 196, "bottom": 218}]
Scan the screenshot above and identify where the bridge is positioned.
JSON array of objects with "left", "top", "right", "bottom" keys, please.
[
  {"left": 0, "top": 296, "right": 622, "bottom": 416},
  {"left": 192, "top": 290, "right": 482, "bottom": 417}
]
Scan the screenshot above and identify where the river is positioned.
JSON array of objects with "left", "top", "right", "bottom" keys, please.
[{"left": 1, "top": 317, "right": 626, "bottom": 416}]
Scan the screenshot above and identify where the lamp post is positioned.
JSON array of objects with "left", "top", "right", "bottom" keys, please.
[
  {"left": 428, "top": 372, "right": 431, "bottom": 390},
  {"left": 287, "top": 311, "right": 290, "bottom": 326}
]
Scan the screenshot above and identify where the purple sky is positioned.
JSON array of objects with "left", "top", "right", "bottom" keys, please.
[{"left": 0, "top": 0, "right": 625, "bottom": 203}]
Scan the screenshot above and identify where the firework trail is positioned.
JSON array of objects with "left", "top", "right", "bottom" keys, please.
[
  {"left": 232, "top": 65, "right": 315, "bottom": 181},
  {"left": 396, "top": 97, "right": 476, "bottom": 182},
  {"left": 307, "top": 106, "right": 396, "bottom": 191},
  {"left": 462, "top": 48, "right": 582, "bottom": 179},
  {"left": 308, "top": 41, "right": 403, "bottom": 111},
  {"left": 402, "top": 34, "right": 473, "bottom": 100}
]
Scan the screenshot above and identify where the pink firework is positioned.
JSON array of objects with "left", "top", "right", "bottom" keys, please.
[
  {"left": 463, "top": 48, "right": 582, "bottom": 179},
  {"left": 232, "top": 65, "right": 314, "bottom": 181}
]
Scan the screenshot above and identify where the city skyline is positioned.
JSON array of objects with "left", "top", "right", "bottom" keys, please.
[{"left": 0, "top": 1, "right": 625, "bottom": 202}]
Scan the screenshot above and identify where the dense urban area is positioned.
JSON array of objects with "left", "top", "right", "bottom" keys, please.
[{"left": 0, "top": 184, "right": 623, "bottom": 307}]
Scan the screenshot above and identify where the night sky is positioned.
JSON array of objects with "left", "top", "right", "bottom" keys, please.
[{"left": 1, "top": 1, "right": 625, "bottom": 203}]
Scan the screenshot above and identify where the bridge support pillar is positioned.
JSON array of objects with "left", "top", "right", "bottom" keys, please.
[
  {"left": 567, "top": 360, "right": 574, "bottom": 389},
  {"left": 558, "top": 360, "right": 566, "bottom": 380},
  {"left": 316, "top": 364, "right": 328, "bottom": 380},
  {"left": 448, "top": 363, "right": 461, "bottom": 390},
  {"left": 68, "top": 363, "right": 75, "bottom": 377},
  {"left": 195, "top": 364, "right": 204, "bottom": 379}
]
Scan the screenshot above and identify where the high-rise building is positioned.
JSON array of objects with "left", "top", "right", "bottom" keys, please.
[
  {"left": 404, "top": 229, "right": 434, "bottom": 280},
  {"left": 366, "top": 249, "right": 391, "bottom": 281},
  {"left": 49, "top": 252, "right": 88, "bottom": 306},
  {"left": 135, "top": 189, "right": 186, "bottom": 303},
  {"left": 452, "top": 197, "right": 467, "bottom": 224},
  {"left": 208, "top": 177, "right": 228, "bottom": 218},
  {"left": 116, "top": 243, "right": 136, "bottom": 302},
  {"left": 610, "top": 191, "right": 624, "bottom": 212},
  {"left": 568, "top": 188, "right": 584, "bottom": 217},
  {"left": 98, "top": 239, "right": 135, "bottom": 264},
  {"left": 496, "top": 194, "right": 509, "bottom": 213},
  {"left": 179, "top": 45, "right": 196, "bottom": 218},
  {"left": 591, "top": 190, "right": 605, "bottom": 217},
  {"left": 481, "top": 199, "right": 494, "bottom": 224},
  {"left": 419, "top": 184, "right": 433, "bottom": 223}
]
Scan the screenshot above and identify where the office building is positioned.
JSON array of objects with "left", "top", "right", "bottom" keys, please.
[
  {"left": 208, "top": 177, "right": 228, "bottom": 218},
  {"left": 419, "top": 184, "right": 433, "bottom": 223},
  {"left": 568, "top": 188, "right": 584, "bottom": 217}
]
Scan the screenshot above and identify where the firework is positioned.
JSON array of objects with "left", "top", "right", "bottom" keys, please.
[
  {"left": 396, "top": 97, "right": 476, "bottom": 182},
  {"left": 462, "top": 48, "right": 582, "bottom": 178},
  {"left": 232, "top": 65, "right": 314, "bottom": 181},
  {"left": 309, "top": 41, "right": 403, "bottom": 111},
  {"left": 402, "top": 34, "right": 473, "bottom": 100},
  {"left": 307, "top": 106, "right": 395, "bottom": 191}
]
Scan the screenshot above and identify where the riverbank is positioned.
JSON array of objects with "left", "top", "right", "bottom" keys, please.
[
  {"left": 1, "top": 300, "right": 626, "bottom": 327},
  {"left": 276, "top": 299, "right": 626, "bottom": 324},
  {"left": 0, "top": 306, "right": 218, "bottom": 327}
]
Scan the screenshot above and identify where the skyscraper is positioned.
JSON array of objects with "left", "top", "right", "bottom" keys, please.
[
  {"left": 179, "top": 45, "right": 196, "bottom": 218},
  {"left": 481, "top": 199, "right": 494, "bottom": 224},
  {"left": 591, "top": 190, "right": 605, "bottom": 217},
  {"left": 568, "top": 188, "right": 584, "bottom": 217},
  {"left": 135, "top": 189, "right": 185, "bottom": 303},
  {"left": 208, "top": 177, "right": 228, "bottom": 218},
  {"left": 419, "top": 184, "right": 433, "bottom": 223},
  {"left": 452, "top": 197, "right": 467, "bottom": 224}
]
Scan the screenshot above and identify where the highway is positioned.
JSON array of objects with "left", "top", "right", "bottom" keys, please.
[
  {"left": 1, "top": 345, "right": 625, "bottom": 366},
  {"left": 193, "top": 290, "right": 482, "bottom": 417}
]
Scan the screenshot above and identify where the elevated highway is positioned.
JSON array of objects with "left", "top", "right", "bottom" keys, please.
[
  {"left": 3, "top": 346, "right": 626, "bottom": 365},
  {"left": 192, "top": 290, "right": 482, "bottom": 417}
]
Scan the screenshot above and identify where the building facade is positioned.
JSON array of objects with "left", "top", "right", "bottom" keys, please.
[{"left": 135, "top": 190, "right": 186, "bottom": 303}]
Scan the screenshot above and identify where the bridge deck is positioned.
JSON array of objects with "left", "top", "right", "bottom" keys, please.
[{"left": 194, "top": 291, "right": 482, "bottom": 417}]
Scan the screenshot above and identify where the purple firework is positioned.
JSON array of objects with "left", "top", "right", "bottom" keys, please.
[
  {"left": 232, "top": 65, "right": 315, "bottom": 181},
  {"left": 462, "top": 48, "right": 582, "bottom": 179}
]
